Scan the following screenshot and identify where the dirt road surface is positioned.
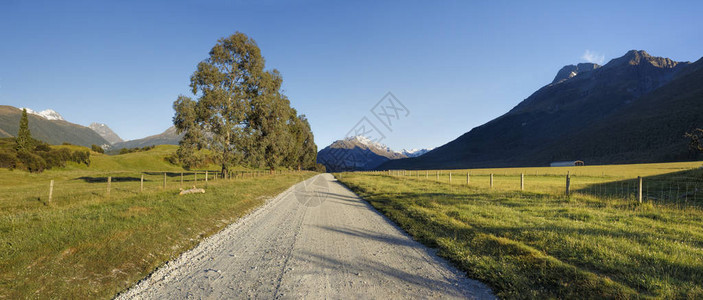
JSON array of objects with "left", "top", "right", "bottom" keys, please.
[{"left": 117, "top": 174, "right": 494, "bottom": 299}]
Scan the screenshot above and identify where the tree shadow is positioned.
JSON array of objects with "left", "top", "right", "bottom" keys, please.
[{"left": 75, "top": 176, "right": 145, "bottom": 183}]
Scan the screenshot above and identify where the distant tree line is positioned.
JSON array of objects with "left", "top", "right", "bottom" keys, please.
[
  {"left": 0, "top": 109, "right": 90, "bottom": 172},
  {"left": 173, "top": 32, "right": 317, "bottom": 174},
  {"left": 118, "top": 145, "right": 155, "bottom": 155}
]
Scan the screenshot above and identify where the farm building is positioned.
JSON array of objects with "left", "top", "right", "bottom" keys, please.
[{"left": 550, "top": 160, "right": 584, "bottom": 167}]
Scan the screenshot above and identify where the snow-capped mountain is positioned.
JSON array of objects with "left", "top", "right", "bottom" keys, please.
[
  {"left": 0, "top": 105, "right": 109, "bottom": 146},
  {"left": 317, "top": 135, "right": 433, "bottom": 171},
  {"left": 20, "top": 108, "right": 65, "bottom": 121},
  {"left": 401, "top": 148, "right": 434, "bottom": 158}
]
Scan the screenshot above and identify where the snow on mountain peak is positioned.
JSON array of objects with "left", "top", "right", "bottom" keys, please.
[
  {"left": 401, "top": 148, "right": 435, "bottom": 157},
  {"left": 20, "top": 108, "right": 65, "bottom": 121},
  {"left": 344, "top": 135, "right": 433, "bottom": 157}
]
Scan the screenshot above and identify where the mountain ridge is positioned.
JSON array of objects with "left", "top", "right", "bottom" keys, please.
[
  {"left": 378, "top": 50, "right": 702, "bottom": 170},
  {"left": 0, "top": 106, "right": 109, "bottom": 147},
  {"left": 317, "top": 136, "right": 432, "bottom": 171}
]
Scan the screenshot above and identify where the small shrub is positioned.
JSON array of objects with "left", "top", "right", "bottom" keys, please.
[{"left": 91, "top": 144, "right": 105, "bottom": 154}]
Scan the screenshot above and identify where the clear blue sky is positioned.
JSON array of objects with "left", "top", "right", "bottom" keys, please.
[{"left": 1, "top": 0, "right": 702, "bottom": 150}]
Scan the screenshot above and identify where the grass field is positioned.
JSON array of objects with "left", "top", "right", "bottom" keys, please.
[
  {"left": 336, "top": 162, "right": 703, "bottom": 299},
  {"left": 0, "top": 145, "right": 314, "bottom": 298}
]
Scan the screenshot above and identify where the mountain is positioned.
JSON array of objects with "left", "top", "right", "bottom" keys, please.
[
  {"left": 113, "top": 126, "right": 183, "bottom": 149},
  {"left": 0, "top": 106, "right": 110, "bottom": 147},
  {"left": 89, "top": 123, "right": 123, "bottom": 144},
  {"left": 379, "top": 50, "right": 703, "bottom": 170},
  {"left": 551, "top": 63, "right": 600, "bottom": 84},
  {"left": 317, "top": 136, "right": 406, "bottom": 172},
  {"left": 401, "top": 148, "right": 434, "bottom": 157},
  {"left": 21, "top": 108, "right": 65, "bottom": 121},
  {"left": 317, "top": 136, "right": 432, "bottom": 171}
]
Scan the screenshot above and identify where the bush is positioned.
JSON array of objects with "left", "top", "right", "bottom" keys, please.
[
  {"left": 17, "top": 151, "right": 47, "bottom": 173},
  {"left": 71, "top": 150, "right": 90, "bottom": 166},
  {"left": 0, "top": 151, "right": 17, "bottom": 169},
  {"left": 91, "top": 144, "right": 105, "bottom": 154},
  {"left": 34, "top": 143, "right": 51, "bottom": 152},
  {"left": 314, "top": 163, "right": 326, "bottom": 173}
]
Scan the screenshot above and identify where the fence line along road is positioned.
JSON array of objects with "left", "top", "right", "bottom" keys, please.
[
  {"left": 38, "top": 169, "right": 301, "bottom": 206},
  {"left": 340, "top": 170, "right": 703, "bottom": 209}
]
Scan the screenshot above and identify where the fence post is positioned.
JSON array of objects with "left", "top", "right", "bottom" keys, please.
[
  {"left": 205, "top": 170, "right": 209, "bottom": 184},
  {"left": 426, "top": 170, "right": 428, "bottom": 178},
  {"left": 180, "top": 172, "right": 183, "bottom": 186},
  {"left": 467, "top": 172, "right": 470, "bottom": 185},
  {"left": 638, "top": 176, "right": 643, "bottom": 203},
  {"left": 49, "top": 180, "right": 54, "bottom": 203},
  {"left": 140, "top": 174, "right": 144, "bottom": 193},
  {"left": 195, "top": 172, "right": 197, "bottom": 183},
  {"left": 107, "top": 176, "right": 111, "bottom": 197},
  {"left": 565, "top": 172, "right": 571, "bottom": 196},
  {"left": 521, "top": 173, "right": 524, "bottom": 191},
  {"left": 490, "top": 174, "right": 493, "bottom": 189},
  {"left": 163, "top": 173, "right": 166, "bottom": 189},
  {"left": 449, "top": 172, "right": 452, "bottom": 183},
  {"left": 436, "top": 171, "right": 439, "bottom": 181}
]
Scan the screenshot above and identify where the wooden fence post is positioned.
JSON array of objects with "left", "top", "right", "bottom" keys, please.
[
  {"left": 140, "top": 174, "right": 144, "bottom": 193},
  {"left": 449, "top": 172, "right": 452, "bottom": 183},
  {"left": 205, "top": 170, "right": 208, "bottom": 183},
  {"left": 521, "top": 173, "right": 524, "bottom": 191},
  {"left": 426, "top": 170, "right": 428, "bottom": 178},
  {"left": 565, "top": 172, "right": 571, "bottom": 196},
  {"left": 49, "top": 180, "right": 54, "bottom": 203},
  {"left": 195, "top": 172, "right": 197, "bottom": 183},
  {"left": 180, "top": 172, "right": 183, "bottom": 186},
  {"left": 490, "top": 174, "right": 494, "bottom": 189},
  {"left": 467, "top": 172, "right": 470, "bottom": 185},
  {"left": 107, "top": 176, "right": 111, "bottom": 197},
  {"left": 638, "top": 176, "right": 643, "bottom": 203}
]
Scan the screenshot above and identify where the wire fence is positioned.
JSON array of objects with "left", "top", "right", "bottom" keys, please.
[
  {"left": 1, "top": 169, "right": 297, "bottom": 210},
  {"left": 349, "top": 169, "right": 703, "bottom": 209}
]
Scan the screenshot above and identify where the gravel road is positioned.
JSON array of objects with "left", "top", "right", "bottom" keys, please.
[{"left": 117, "top": 173, "right": 495, "bottom": 299}]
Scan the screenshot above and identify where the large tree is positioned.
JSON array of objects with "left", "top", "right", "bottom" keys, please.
[
  {"left": 174, "top": 32, "right": 312, "bottom": 174},
  {"left": 284, "top": 113, "right": 317, "bottom": 170}
]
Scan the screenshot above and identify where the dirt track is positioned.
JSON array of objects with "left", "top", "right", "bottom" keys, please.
[{"left": 117, "top": 174, "right": 494, "bottom": 299}]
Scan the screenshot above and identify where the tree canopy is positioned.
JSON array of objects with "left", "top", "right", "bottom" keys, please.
[{"left": 173, "top": 32, "right": 317, "bottom": 173}]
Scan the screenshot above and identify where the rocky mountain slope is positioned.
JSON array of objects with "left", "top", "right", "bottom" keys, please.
[
  {"left": 89, "top": 122, "right": 124, "bottom": 145},
  {"left": 379, "top": 50, "right": 703, "bottom": 169},
  {"left": 113, "top": 126, "right": 183, "bottom": 149},
  {"left": 0, "top": 106, "right": 109, "bottom": 147}
]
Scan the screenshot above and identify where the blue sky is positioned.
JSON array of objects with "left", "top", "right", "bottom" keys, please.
[{"left": 1, "top": 0, "right": 702, "bottom": 150}]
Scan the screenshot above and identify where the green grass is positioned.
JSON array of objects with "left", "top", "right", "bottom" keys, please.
[
  {"left": 336, "top": 162, "right": 703, "bottom": 299},
  {"left": 0, "top": 144, "right": 315, "bottom": 298}
]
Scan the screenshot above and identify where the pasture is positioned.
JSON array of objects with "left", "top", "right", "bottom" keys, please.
[{"left": 336, "top": 162, "right": 703, "bottom": 298}]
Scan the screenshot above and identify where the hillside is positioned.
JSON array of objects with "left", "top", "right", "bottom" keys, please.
[
  {"left": 0, "top": 106, "right": 110, "bottom": 147},
  {"left": 113, "top": 126, "right": 182, "bottom": 149},
  {"left": 380, "top": 50, "right": 703, "bottom": 169}
]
